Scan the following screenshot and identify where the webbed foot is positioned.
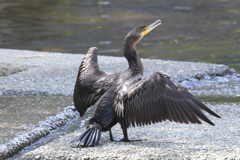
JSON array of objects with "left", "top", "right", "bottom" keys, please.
[{"left": 111, "top": 138, "right": 142, "bottom": 142}]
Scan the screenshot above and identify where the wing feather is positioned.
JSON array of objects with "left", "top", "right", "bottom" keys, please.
[
  {"left": 148, "top": 99, "right": 154, "bottom": 124},
  {"left": 159, "top": 95, "right": 167, "bottom": 121},
  {"left": 165, "top": 96, "right": 173, "bottom": 122},
  {"left": 173, "top": 100, "right": 188, "bottom": 124},
  {"left": 169, "top": 99, "right": 182, "bottom": 123},
  {"left": 138, "top": 102, "right": 144, "bottom": 126},
  {"left": 155, "top": 98, "right": 163, "bottom": 122},
  {"left": 179, "top": 100, "right": 199, "bottom": 124},
  {"left": 141, "top": 103, "right": 146, "bottom": 126}
]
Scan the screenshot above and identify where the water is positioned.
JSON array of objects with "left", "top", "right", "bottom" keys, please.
[{"left": 0, "top": 0, "right": 240, "bottom": 72}]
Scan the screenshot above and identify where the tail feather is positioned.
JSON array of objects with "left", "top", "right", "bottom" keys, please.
[
  {"left": 95, "top": 129, "right": 101, "bottom": 145},
  {"left": 86, "top": 129, "right": 96, "bottom": 146},
  {"left": 84, "top": 129, "right": 96, "bottom": 146},
  {"left": 71, "top": 127, "right": 101, "bottom": 147}
]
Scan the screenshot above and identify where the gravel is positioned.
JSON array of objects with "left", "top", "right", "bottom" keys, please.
[{"left": 0, "top": 48, "right": 239, "bottom": 160}]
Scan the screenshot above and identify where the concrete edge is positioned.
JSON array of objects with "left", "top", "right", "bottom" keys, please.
[{"left": 0, "top": 106, "right": 78, "bottom": 160}]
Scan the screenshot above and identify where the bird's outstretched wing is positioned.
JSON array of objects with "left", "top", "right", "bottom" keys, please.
[
  {"left": 74, "top": 74, "right": 117, "bottom": 117},
  {"left": 114, "top": 72, "right": 221, "bottom": 128},
  {"left": 73, "top": 47, "right": 117, "bottom": 117}
]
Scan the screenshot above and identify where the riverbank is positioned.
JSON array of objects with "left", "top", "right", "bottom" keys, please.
[{"left": 0, "top": 49, "right": 239, "bottom": 160}]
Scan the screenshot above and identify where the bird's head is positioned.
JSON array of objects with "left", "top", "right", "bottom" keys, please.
[{"left": 124, "top": 20, "right": 162, "bottom": 47}]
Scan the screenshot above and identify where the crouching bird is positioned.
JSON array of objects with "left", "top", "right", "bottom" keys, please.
[{"left": 71, "top": 20, "right": 221, "bottom": 147}]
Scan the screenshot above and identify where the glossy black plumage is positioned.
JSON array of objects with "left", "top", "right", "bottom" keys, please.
[{"left": 71, "top": 20, "right": 221, "bottom": 147}]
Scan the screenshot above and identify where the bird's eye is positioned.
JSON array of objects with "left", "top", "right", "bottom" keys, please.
[{"left": 143, "top": 28, "right": 146, "bottom": 31}]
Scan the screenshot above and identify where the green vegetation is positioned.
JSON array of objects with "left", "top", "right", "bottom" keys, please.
[{"left": 198, "top": 96, "right": 240, "bottom": 104}]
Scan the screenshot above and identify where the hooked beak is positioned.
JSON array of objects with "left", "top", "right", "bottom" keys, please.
[{"left": 143, "top": 20, "right": 162, "bottom": 35}]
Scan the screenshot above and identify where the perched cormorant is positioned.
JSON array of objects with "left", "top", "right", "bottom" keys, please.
[{"left": 71, "top": 20, "right": 221, "bottom": 147}]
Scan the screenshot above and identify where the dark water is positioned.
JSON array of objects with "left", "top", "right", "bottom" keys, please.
[{"left": 0, "top": 0, "right": 239, "bottom": 72}]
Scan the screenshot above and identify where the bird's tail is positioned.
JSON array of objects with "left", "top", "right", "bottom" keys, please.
[{"left": 71, "top": 120, "right": 102, "bottom": 147}]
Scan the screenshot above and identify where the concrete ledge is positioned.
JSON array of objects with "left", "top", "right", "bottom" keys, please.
[{"left": 0, "top": 106, "right": 78, "bottom": 160}]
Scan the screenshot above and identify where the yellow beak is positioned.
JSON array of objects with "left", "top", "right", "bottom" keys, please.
[{"left": 143, "top": 20, "right": 162, "bottom": 36}]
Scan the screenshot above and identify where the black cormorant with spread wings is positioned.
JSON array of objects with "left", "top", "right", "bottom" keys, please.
[{"left": 71, "top": 20, "right": 221, "bottom": 147}]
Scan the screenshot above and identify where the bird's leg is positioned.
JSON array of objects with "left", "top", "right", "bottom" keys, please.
[
  {"left": 121, "top": 127, "right": 142, "bottom": 142},
  {"left": 109, "top": 128, "right": 114, "bottom": 141},
  {"left": 111, "top": 127, "right": 142, "bottom": 142},
  {"left": 121, "top": 127, "right": 131, "bottom": 142}
]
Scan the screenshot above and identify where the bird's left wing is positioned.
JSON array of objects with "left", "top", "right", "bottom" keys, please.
[{"left": 114, "top": 72, "right": 220, "bottom": 128}]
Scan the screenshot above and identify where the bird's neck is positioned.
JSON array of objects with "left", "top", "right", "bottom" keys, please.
[{"left": 123, "top": 44, "right": 144, "bottom": 76}]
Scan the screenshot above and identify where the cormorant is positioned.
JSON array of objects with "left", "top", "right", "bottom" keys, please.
[{"left": 71, "top": 20, "right": 221, "bottom": 147}]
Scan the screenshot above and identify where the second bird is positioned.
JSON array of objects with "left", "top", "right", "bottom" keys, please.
[{"left": 71, "top": 20, "right": 221, "bottom": 147}]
